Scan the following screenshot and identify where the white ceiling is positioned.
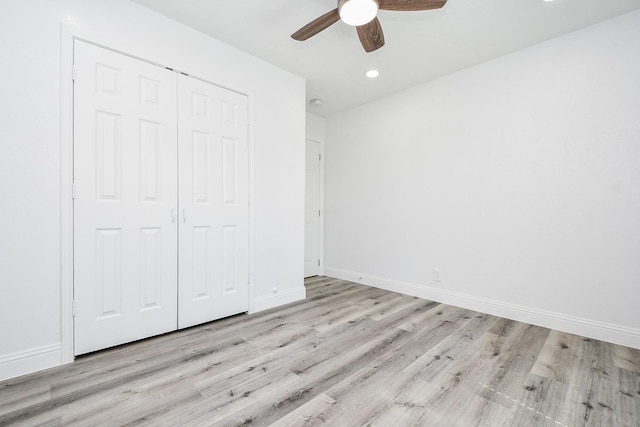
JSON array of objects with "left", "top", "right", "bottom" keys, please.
[{"left": 132, "top": 0, "right": 640, "bottom": 117}]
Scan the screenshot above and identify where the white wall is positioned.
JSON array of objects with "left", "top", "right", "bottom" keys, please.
[
  {"left": 0, "top": 0, "right": 305, "bottom": 381},
  {"left": 324, "top": 10, "right": 640, "bottom": 349}
]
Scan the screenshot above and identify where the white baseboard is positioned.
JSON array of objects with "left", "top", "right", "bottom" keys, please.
[
  {"left": 0, "top": 343, "right": 62, "bottom": 382},
  {"left": 324, "top": 267, "right": 640, "bottom": 350},
  {"left": 251, "top": 286, "right": 306, "bottom": 313}
]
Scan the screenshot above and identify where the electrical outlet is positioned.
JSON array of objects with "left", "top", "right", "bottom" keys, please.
[{"left": 433, "top": 268, "right": 442, "bottom": 283}]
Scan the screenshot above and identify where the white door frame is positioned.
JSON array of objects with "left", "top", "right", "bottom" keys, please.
[{"left": 60, "top": 26, "right": 255, "bottom": 363}]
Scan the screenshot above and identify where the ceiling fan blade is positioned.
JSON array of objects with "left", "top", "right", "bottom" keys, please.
[
  {"left": 291, "top": 8, "right": 340, "bottom": 41},
  {"left": 356, "top": 17, "right": 385, "bottom": 53},
  {"left": 378, "top": 0, "right": 447, "bottom": 11}
]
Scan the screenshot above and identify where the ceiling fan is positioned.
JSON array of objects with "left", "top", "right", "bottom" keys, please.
[{"left": 291, "top": 0, "right": 447, "bottom": 53}]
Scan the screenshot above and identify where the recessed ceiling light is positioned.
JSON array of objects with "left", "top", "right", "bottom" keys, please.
[
  {"left": 309, "top": 98, "right": 323, "bottom": 106},
  {"left": 366, "top": 69, "right": 379, "bottom": 78}
]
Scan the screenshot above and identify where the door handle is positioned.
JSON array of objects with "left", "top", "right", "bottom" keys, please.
[{"left": 182, "top": 208, "right": 187, "bottom": 223}]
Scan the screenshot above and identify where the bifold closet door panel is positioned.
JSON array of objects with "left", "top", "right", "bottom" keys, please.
[
  {"left": 73, "top": 41, "right": 179, "bottom": 355},
  {"left": 177, "top": 75, "right": 249, "bottom": 329}
]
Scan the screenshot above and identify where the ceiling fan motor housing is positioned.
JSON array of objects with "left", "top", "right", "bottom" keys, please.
[{"left": 338, "top": 0, "right": 380, "bottom": 26}]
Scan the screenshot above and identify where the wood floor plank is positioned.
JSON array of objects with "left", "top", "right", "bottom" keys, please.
[
  {"left": 477, "top": 322, "right": 551, "bottom": 402},
  {"left": 504, "top": 374, "right": 570, "bottom": 427},
  {"left": 402, "top": 312, "right": 495, "bottom": 382},
  {"left": 530, "top": 330, "right": 582, "bottom": 383},
  {"left": 301, "top": 287, "right": 395, "bottom": 333},
  {"left": 0, "top": 384, "right": 51, "bottom": 418},
  {"left": 320, "top": 366, "right": 419, "bottom": 425},
  {"left": 558, "top": 337, "right": 619, "bottom": 426},
  {"left": 267, "top": 392, "right": 336, "bottom": 427},
  {"left": 616, "top": 366, "right": 640, "bottom": 426},
  {"left": 309, "top": 291, "right": 408, "bottom": 330},
  {"left": 615, "top": 345, "right": 640, "bottom": 372},
  {"left": 178, "top": 364, "right": 302, "bottom": 426},
  {"left": 395, "top": 300, "right": 447, "bottom": 332}
]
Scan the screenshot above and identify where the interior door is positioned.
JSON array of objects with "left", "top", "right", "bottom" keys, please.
[
  {"left": 304, "top": 140, "right": 321, "bottom": 277},
  {"left": 73, "top": 41, "right": 178, "bottom": 355},
  {"left": 177, "top": 75, "right": 249, "bottom": 329}
]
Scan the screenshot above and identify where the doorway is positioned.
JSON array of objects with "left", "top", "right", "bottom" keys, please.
[{"left": 304, "top": 139, "right": 322, "bottom": 278}]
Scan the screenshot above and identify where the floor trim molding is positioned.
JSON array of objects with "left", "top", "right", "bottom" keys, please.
[
  {"left": 324, "top": 267, "right": 640, "bottom": 349},
  {"left": 0, "top": 344, "right": 61, "bottom": 382},
  {"left": 251, "top": 286, "right": 306, "bottom": 314}
]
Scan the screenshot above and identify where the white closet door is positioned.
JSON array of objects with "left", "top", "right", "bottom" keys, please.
[
  {"left": 73, "top": 41, "right": 178, "bottom": 355},
  {"left": 304, "top": 140, "right": 321, "bottom": 277},
  {"left": 177, "top": 75, "right": 249, "bottom": 329}
]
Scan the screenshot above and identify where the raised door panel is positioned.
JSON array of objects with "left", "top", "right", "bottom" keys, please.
[
  {"left": 73, "top": 40, "right": 178, "bottom": 355},
  {"left": 177, "top": 75, "right": 249, "bottom": 329}
]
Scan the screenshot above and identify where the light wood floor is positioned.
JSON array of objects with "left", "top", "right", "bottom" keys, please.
[{"left": 1, "top": 276, "right": 639, "bottom": 426}]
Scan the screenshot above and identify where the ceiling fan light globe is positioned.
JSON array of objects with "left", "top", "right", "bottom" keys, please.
[{"left": 338, "top": 0, "right": 379, "bottom": 26}]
